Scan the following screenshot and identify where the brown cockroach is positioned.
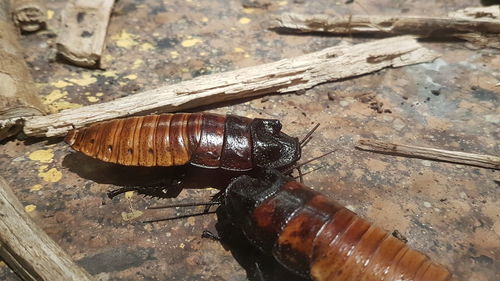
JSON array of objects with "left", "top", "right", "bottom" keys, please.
[
  {"left": 220, "top": 169, "right": 456, "bottom": 281},
  {"left": 65, "top": 113, "right": 304, "bottom": 171}
]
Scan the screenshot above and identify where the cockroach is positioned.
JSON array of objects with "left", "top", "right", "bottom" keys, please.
[
  {"left": 65, "top": 113, "right": 303, "bottom": 171},
  {"left": 219, "top": 169, "right": 456, "bottom": 281}
]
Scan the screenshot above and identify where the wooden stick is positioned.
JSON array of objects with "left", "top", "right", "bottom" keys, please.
[
  {"left": 23, "top": 36, "right": 438, "bottom": 137},
  {"left": 0, "top": 0, "right": 46, "bottom": 140},
  {"left": 56, "top": 0, "right": 115, "bottom": 68},
  {"left": 356, "top": 139, "right": 500, "bottom": 170},
  {"left": 271, "top": 6, "right": 500, "bottom": 48},
  {"left": 11, "top": 0, "right": 47, "bottom": 32},
  {"left": 0, "top": 176, "right": 95, "bottom": 281}
]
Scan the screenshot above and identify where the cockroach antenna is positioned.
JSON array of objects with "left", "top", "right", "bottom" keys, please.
[
  {"left": 142, "top": 200, "right": 222, "bottom": 223},
  {"left": 299, "top": 123, "right": 320, "bottom": 148},
  {"left": 284, "top": 150, "right": 336, "bottom": 182}
]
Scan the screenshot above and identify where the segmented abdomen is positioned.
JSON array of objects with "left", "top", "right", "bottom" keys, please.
[
  {"left": 65, "top": 113, "right": 205, "bottom": 167},
  {"left": 242, "top": 180, "right": 456, "bottom": 281}
]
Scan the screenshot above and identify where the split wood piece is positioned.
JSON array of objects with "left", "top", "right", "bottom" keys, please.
[
  {"left": 23, "top": 36, "right": 439, "bottom": 138},
  {"left": 0, "top": 0, "right": 46, "bottom": 140},
  {"left": 11, "top": 0, "right": 47, "bottom": 32},
  {"left": 56, "top": 0, "right": 115, "bottom": 68},
  {"left": 272, "top": 5, "right": 500, "bottom": 49},
  {"left": 0, "top": 176, "right": 95, "bottom": 281},
  {"left": 356, "top": 139, "right": 500, "bottom": 170}
]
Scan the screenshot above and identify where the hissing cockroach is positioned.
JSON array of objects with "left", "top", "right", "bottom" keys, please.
[
  {"left": 65, "top": 113, "right": 301, "bottom": 171},
  {"left": 222, "top": 170, "right": 456, "bottom": 281}
]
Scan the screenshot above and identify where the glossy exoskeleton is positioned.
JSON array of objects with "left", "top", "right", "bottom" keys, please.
[
  {"left": 65, "top": 113, "right": 300, "bottom": 171},
  {"left": 221, "top": 170, "right": 456, "bottom": 281}
]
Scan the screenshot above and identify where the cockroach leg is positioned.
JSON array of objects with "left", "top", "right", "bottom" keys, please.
[
  {"left": 107, "top": 186, "right": 140, "bottom": 199},
  {"left": 201, "top": 230, "right": 221, "bottom": 241},
  {"left": 142, "top": 210, "right": 217, "bottom": 223}
]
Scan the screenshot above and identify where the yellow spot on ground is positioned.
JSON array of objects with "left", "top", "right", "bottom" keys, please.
[
  {"left": 100, "top": 70, "right": 117, "bottom": 78},
  {"left": 43, "top": 90, "right": 66, "bottom": 104},
  {"left": 25, "top": 204, "right": 37, "bottom": 212},
  {"left": 121, "top": 210, "right": 143, "bottom": 221},
  {"left": 278, "top": 1, "right": 288, "bottom": 6},
  {"left": 48, "top": 101, "right": 82, "bottom": 113},
  {"left": 243, "top": 8, "right": 254, "bottom": 14},
  {"left": 0, "top": 261, "right": 5, "bottom": 267},
  {"left": 199, "top": 51, "right": 207, "bottom": 56},
  {"left": 234, "top": 47, "right": 245, "bottom": 53},
  {"left": 140, "top": 42, "right": 154, "bottom": 51},
  {"left": 96, "top": 92, "right": 104, "bottom": 97},
  {"left": 52, "top": 80, "right": 71, "bottom": 88},
  {"left": 125, "top": 191, "right": 135, "bottom": 199},
  {"left": 179, "top": 243, "right": 185, "bottom": 249},
  {"left": 112, "top": 30, "right": 138, "bottom": 48},
  {"left": 186, "top": 217, "right": 196, "bottom": 226},
  {"left": 31, "top": 184, "right": 43, "bottom": 191},
  {"left": 170, "top": 51, "right": 179, "bottom": 58},
  {"left": 201, "top": 17, "right": 209, "bottom": 22},
  {"left": 239, "top": 17, "right": 251, "bottom": 24},
  {"left": 181, "top": 38, "right": 202, "bottom": 47},
  {"left": 84, "top": 92, "right": 91, "bottom": 95},
  {"left": 87, "top": 96, "right": 99, "bottom": 102},
  {"left": 68, "top": 73, "right": 97, "bottom": 86},
  {"left": 29, "top": 149, "right": 54, "bottom": 163},
  {"left": 125, "top": 74, "right": 138, "bottom": 80},
  {"left": 38, "top": 168, "right": 62, "bottom": 183},
  {"left": 181, "top": 68, "right": 189, "bottom": 73},
  {"left": 132, "top": 59, "right": 143, "bottom": 69},
  {"left": 47, "top": 10, "right": 54, "bottom": 20}
]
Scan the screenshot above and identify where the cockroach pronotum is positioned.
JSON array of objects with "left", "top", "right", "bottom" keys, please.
[
  {"left": 65, "top": 113, "right": 306, "bottom": 171},
  {"left": 219, "top": 169, "right": 456, "bottom": 281}
]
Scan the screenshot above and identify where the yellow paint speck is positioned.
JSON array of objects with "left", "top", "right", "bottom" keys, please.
[
  {"left": 243, "top": 8, "right": 254, "bottom": 14},
  {"left": 96, "top": 92, "right": 104, "bottom": 97},
  {"left": 201, "top": 17, "right": 209, "bottom": 22},
  {"left": 25, "top": 204, "right": 37, "bottom": 212},
  {"left": 112, "top": 30, "right": 139, "bottom": 48},
  {"left": 87, "top": 96, "right": 99, "bottom": 102},
  {"left": 121, "top": 210, "right": 144, "bottom": 221},
  {"left": 47, "top": 10, "right": 54, "bottom": 20},
  {"left": 125, "top": 191, "right": 135, "bottom": 199},
  {"left": 38, "top": 168, "right": 62, "bottom": 183},
  {"left": 179, "top": 243, "right": 185, "bottom": 249},
  {"left": 132, "top": 59, "right": 144, "bottom": 69},
  {"left": 29, "top": 149, "right": 54, "bottom": 163},
  {"left": 100, "top": 70, "right": 117, "bottom": 78},
  {"left": 170, "top": 51, "right": 179, "bottom": 59},
  {"left": 125, "top": 74, "right": 138, "bottom": 80},
  {"left": 199, "top": 51, "right": 207, "bottom": 56},
  {"left": 278, "top": 1, "right": 288, "bottom": 6},
  {"left": 48, "top": 101, "right": 82, "bottom": 113},
  {"left": 43, "top": 90, "right": 66, "bottom": 104},
  {"left": 181, "top": 68, "right": 189, "bottom": 73},
  {"left": 181, "top": 38, "right": 202, "bottom": 47},
  {"left": 0, "top": 261, "right": 5, "bottom": 267},
  {"left": 31, "top": 184, "right": 43, "bottom": 191},
  {"left": 239, "top": 17, "right": 251, "bottom": 24},
  {"left": 52, "top": 80, "right": 71, "bottom": 88},
  {"left": 140, "top": 42, "right": 155, "bottom": 51},
  {"left": 234, "top": 47, "right": 245, "bottom": 53},
  {"left": 68, "top": 73, "right": 97, "bottom": 86}
]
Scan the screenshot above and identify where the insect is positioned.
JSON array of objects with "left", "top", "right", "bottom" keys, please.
[
  {"left": 65, "top": 113, "right": 303, "bottom": 171},
  {"left": 220, "top": 169, "right": 456, "bottom": 281}
]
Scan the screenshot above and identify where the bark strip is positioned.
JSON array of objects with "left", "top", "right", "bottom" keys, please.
[
  {"left": 0, "top": 0, "right": 46, "bottom": 140},
  {"left": 0, "top": 176, "right": 95, "bottom": 281},
  {"left": 356, "top": 139, "right": 500, "bottom": 170},
  {"left": 56, "top": 0, "right": 115, "bottom": 67},
  {"left": 24, "top": 36, "right": 439, "bottom": 138}
]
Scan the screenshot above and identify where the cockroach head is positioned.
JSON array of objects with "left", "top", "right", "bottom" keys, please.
[
  {"left": 251, "top": 119, "right": 301, "bottom": 170},
  {"left": 223, "top": 169, "right": 288, "bottom": 224}
]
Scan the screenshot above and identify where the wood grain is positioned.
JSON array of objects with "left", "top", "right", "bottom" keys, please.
[
  {"left": 356, "top": 139, "right": 500, "bottom": 170},
  {"left": 0, "top": 0, "right": 46, "bottom": 140},
  {"left": 0, "top": 176, "right": 94, "bottom": 281},
  {"left": 24, "top": 36, "right": 439, "bottom": 137},
  {"left": 56, "top": 0, "right": 115, "bottom": 67}
]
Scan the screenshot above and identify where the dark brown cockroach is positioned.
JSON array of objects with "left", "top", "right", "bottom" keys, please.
[
  {"left": 221, "top": 170, "right": 456, "bottom": 281},
  {"left": 65, "top": 113, "right": 301, "bottom": 171}
]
